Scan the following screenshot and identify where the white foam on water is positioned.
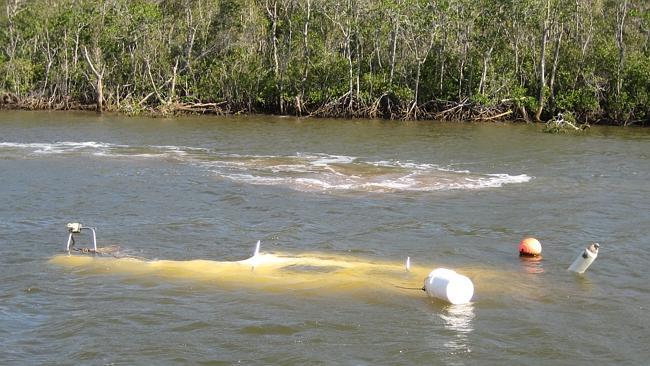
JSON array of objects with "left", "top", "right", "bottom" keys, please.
[
  {"left": 294, "top": 177, "right": 355, "bottom": 191},
  {"left": 0, "top": 141, "right": 122, "bottom": 156},
  {"left": 0, "top": 142, "right": 532, "bottom": 192},
  {"left": 452, "top": 174, "right": 532, "bottom": 190},
  {"left": 0, "top": 141, "right": 209, "bottom": 161},
  {"left": 266, "top": 164, "right": 312, "bottom": 173},
  {"left": 151, "top": 145, "right": 212, "bottom": 157},
  {"left": 369, "top": 160, "right": 440, "bottom": 171},
  {"left": 221, "top": 173, "right": 288, "bottom": 185},
  {"left": 302, "top": 153, "right": 357, "bottom": 167},
  {"left": 361, "top": 180, "right": 414, "bottom": 192}
]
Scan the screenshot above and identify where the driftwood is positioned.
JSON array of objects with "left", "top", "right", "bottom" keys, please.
[
  {"left": 168, "top": 102, "right": 228, "bottom": 114},
  {"left": 399, "top": 98, "right": 520, "bottom": 122},
  {"left": 474, "top": 109, "right": 512, "bottom": 121},
  {"left": 127, "top": 101, "right": 231, "bottom": 116}
]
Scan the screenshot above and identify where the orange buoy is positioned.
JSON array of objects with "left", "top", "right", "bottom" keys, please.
[{"left": 519, "top": 237, "right": 542, "bottom": 257}]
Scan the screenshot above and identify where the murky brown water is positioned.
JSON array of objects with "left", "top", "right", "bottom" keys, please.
[{"left": 1, "top": 111, "right": 649, "bottom": 365}]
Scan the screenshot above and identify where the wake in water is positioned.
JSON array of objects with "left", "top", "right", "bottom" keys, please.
[
  {"left": 208, "top": 152, "right": 531, "bottom": 192},
  {"left": 0, "top": 141, "right": 531, "bottom": 192}
]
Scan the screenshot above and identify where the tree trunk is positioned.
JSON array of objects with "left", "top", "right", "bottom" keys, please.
[
  {"left": 42, "top": 28, "right": 54, "bottom": 97},
  {"left": 615, "top": 0, "right": 628, "bottom": 99},
  {"left": 354, "top": 10, "right": 360, "bottom": 103},
  {"left": 185, "top": 18, "right": 197, "bottom": 81},
  {"left": 389, "top": 1, "right": 401, "bottom": 85},
  {"left": 535, "top": 0, "right": 551, "bottom": 122},
  {"left": 549, "top": 25, "right": 563, "bottom": 107},
  {"left": 169, "top": 57, "right": 179, "bottom": 104},
  {"left": 439, "top": 30, "right": 446, "bottom": 94},
  {"left": 265, "top": 0, "right": 281, "bottom": 111},
  {"left": 97, "top": 77, "right": 104, "bottom": 112},
  {"left": 410, "top": 60, "right": 421, "bottom": 118},
  {"left": 458, "top": 24, "right": 470, "bottom": 99},
  {"left": 299, "top": 0, "right": 311, "bottom": 113},
  {"left": 478, "top": 45, "right": 494, "bottom": 95},
  {"left": 5, "top": 0, "right": 20, "bottom": 93},
  {"left": 573, "top": 0, "right": 594, "bottom": 90},
  {"left": 83, "top": 46, "right": 104, "bottom": 113},
  {"left": 346, "top": 17, "right": 353, "bottom": 108}
]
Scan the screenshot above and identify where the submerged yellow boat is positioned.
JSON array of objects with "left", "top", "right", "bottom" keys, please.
[
  {"left": 52, "top": 223, "right": 508, "bottom": 304},
  {"left": 50, "top": 244, "right": 428, "bottom": 295}
]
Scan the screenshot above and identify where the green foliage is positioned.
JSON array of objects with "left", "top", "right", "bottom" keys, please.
[
  {"left": 555, "top": 88, "right": 600, "bottom": 114},
  {"left": 0, "top": 0, "right": 647, "bottom": 123},
  {"left": 621, "top": 52, "right": 650, "bottom": 120},
  {"left": 1, "top": 58, "right": 37, "bottom": 94},
  {"left": 470, "top": 93, "right": 491, "bottom": 106}
]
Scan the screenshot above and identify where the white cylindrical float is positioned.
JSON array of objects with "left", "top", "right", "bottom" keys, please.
[
  {"left": 568, "top": 243, "right": 599, "bottom": 274},
  {"left": 423, "top": 268, "right": 474, "bottom": 305}
]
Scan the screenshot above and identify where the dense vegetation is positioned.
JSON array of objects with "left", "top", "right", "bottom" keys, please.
[{"left": 1, "top": 0, "right": 648, "bottom": 124}]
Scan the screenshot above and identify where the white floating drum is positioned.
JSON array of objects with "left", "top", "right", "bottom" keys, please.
[{"left": 423, "top": 268, "right": 474, "bottom": 305}]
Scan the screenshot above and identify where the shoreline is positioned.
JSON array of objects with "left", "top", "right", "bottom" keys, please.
[{"left": 1, "top": 95, "right": 646, "bottom": 127}]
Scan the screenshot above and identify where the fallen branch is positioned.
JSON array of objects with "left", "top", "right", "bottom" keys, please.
[{"left": 474, "top": 109, "right": 512, "bottom": 121}]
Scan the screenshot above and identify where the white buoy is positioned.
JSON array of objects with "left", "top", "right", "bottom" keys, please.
[
  {"left": 568, "top": 243, "right": 599, "bottom": 274},
  {"left": 423, "top": 268, "right": 474, "bottom": 305},
  {"left": 405, "top": 256, "right": 411, "bottom": 271}
]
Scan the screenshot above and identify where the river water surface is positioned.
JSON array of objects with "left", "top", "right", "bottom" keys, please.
[{"left": 1, "top": 111, "right": 648, "bottom": 365}]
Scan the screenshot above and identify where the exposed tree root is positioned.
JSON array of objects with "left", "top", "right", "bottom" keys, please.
[{"left": 2, "top": 91, "right": 644, "bottom": 126}]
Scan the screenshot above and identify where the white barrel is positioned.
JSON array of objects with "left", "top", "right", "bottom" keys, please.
[
  {"left": 424, "top": 268, "right": 474, "bottom": 305},
  {"left": 568, "top": 244, "right": 599, "bottom": 274}
]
